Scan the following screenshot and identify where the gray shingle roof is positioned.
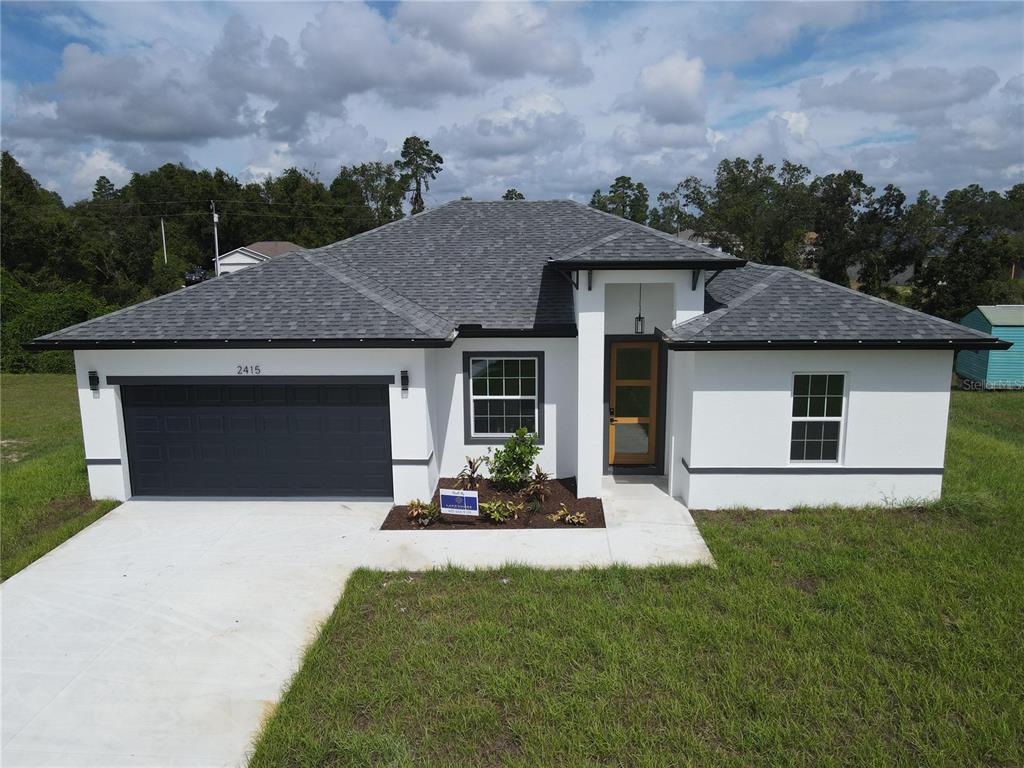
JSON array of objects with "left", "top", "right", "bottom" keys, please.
[
  {"left": 662, "top": 263, "right": 1010, "bottom": 350},
  {"left": 549, "top": 206, "right": 743, "bottom": 267},
  {"left": 28, "top": 200, "right": 1005, "bottom": 351},
  {"left": 31, "top": 253, "right": 455, "bottom": 346}
]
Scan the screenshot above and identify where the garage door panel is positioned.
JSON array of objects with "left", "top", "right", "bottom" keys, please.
[
  {"left": 123, "top": 382, "right": 392, "bottom": 497},
  {"left": 132, "top": 415, "right": 162, "bottom": 433},
  {"left": 228, "top": 414, "right": 257, "bottom": 433},
  {"left": 165, "top": 415, "right": 193, "bottom": 433},
  {"left": 194, "top": 387, "right": 223, "bottom": 405}
]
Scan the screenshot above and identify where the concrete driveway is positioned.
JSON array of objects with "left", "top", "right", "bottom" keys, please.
[
  {"left": 1, "top": 499, "right": 390, "bottom": 767},
  {"left": 2, "top": 482, "right": 710, "bottom": 767}
]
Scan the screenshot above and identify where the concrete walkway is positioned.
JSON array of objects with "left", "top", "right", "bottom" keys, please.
[
  {"left": 2, "top": 480, "right": 710, "bottom": 767},
  {"left": 372, "top": 476, "right": 714, "bottom": 570}
]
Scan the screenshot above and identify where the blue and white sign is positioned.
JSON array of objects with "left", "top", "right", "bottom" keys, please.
[{"left": 439, "top": 489, "right": 479, "bottom": 517}]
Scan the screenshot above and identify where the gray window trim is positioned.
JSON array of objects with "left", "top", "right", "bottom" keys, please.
[
  {"left": 789, "top": 372, "right": 846, "bottom": 464},
  {"left": 462, "top": 351, "right": 545, "bottom": 445}
]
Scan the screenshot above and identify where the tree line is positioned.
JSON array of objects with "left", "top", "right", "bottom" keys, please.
[
  {"left": 590, "top": 158, "right": 1023, "bottom": 322},
  {"left": 2, "top": 144, "right": 1020, "bottom": 373}
]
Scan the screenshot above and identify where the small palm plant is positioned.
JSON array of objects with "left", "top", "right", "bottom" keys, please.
[{"left": 455, "top": 455, "right": 487, "bottom": 490}]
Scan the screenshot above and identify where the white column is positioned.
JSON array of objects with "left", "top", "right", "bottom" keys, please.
[
  {"left": 674, "top": 270, "right": 704, "bottom": 325},
  {"left": 574, "top": 274, "right": 605, "bottom": 497}
]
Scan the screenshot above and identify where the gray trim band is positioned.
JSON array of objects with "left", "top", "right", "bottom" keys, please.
[
  {"left": 86, "top": 458, "right": 122, "bottom": 466},
  {"left": 392, "top": 452, "right": 434, "bottom": 466},
  {"left": 107, "top": 375, "right": 396, "bottom": 386},
  {"left": 680, "top": 456, "right": 943, "bottom": 475}
]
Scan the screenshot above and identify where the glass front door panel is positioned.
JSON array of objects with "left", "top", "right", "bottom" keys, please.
[
  {"left": 616, "top": 347, "right": 652, "bottom": 380},
  {"left": 609, "top": 342, "right": 658, "bottom": 465},
  {"left": 615, "top": 385, "right": 651, "bottom": 417},
  {"left": 614, "top": 423, "right": 650, "bottom": 454}
]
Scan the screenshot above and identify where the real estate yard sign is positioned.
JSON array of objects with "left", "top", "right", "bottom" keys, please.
[{"left": 439, "top": 489, "right": 479, "bottom": 518}]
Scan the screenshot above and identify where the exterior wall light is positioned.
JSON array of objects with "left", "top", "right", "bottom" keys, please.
[
  {"left": 634, "top": 284, "right": 645, "bottom": 334},
  {"left": 400, "top": 370, "right": 409, "bottom": 398},
  {"left": 88, "top": 370, "right": 100, "bottom": 391}
]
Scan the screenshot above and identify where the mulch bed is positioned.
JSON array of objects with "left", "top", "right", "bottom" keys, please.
[{"left": 382, "top": 476, "right": 605, "bottom": 530}]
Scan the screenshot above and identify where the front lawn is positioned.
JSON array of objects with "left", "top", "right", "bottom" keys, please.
[
  {"left": 1, "top": 374, "right": 119, "bottom": 580},
  {"left": 250, "top": 390, "right": 1024, "bottom": 767}
]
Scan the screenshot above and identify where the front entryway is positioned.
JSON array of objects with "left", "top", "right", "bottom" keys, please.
[{"left": 608, "top": 340, "right": 659, "bottom": 465}]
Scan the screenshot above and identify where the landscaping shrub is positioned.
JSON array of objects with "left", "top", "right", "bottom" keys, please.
[
  {"left": 406, "top": 499, "right": 439, "bottom": 527},
  {"left": 455, "top": 455, "right": 487, "bottom": 490},
  {"left": 549, "top": 503, "right": 587, "bottom": 526},
  {"left": 487, "top": 428, "right": 541, "bottom": 490}
]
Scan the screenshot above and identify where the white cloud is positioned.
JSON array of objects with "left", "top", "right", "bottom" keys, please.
[
  {"left": 614, "top": 52, "right": 705, "bottom": 125},
  {"left": 70, "top": 148, "right": 131, "bottom": 196},
  {"left": 800, "top": 66, "right": 1000, "bottom": 115},
  {"left": 394, "top": 2, "right": 591, "bottom": 86},
  {"left": 434, "top": 93, "right": 584, "bottom": 158},
  {"left": 694, "top": 2, "right": 869, "bottom": 67}
]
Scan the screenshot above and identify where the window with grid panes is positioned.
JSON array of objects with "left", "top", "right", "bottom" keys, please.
[
  {"left": 469, "top": 357, "right": 539, "bottom": 437},
  {"left": 790, "top": 373, "right": 845, "bottom": 461}
]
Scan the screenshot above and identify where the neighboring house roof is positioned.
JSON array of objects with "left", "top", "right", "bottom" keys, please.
[
  {"left": 25, "top": 201, "right": 1007, "bottom": 351},
  {"left": 662, "top": 263, "right": 1010, "bottom": 351},
  {"left": 971, "top": 305, "right": 1024, "bottom": 327},
  {"left": 218, "top": 241, "right": 305, "bottom": 262}
]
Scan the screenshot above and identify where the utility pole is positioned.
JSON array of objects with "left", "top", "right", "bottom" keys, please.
[
  {"left": 160, "top": 217, "right": 168, "bottom": 264},
  {"left": 210, "top": 201, "right": 220, "bottom": 276}
]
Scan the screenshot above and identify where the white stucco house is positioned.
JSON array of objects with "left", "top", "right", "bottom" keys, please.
[
  {"left": 28, "top": 201, "right": 1010, "bottom": 509},
  {"left": 216, "top": 240, "right": 305, "bottom": 274}
]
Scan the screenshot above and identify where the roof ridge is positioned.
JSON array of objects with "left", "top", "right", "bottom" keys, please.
[
  {"left": 552, "top": 228, "right": 630, "bottom": 262},
  {"left": 775, "top": 266, "right": 995, "bottom": 340},
  {"left": 672, "top": 267, "right": 787, "bottom": 336},
  {"left": 562, "top": 199, "right": 737, "bottom": 257},
  {"left": 300, "top": 252, "right": 455, "bottom": 338},
  {"left": 306, "top": 204, "right": 452, "bottom": 256}
]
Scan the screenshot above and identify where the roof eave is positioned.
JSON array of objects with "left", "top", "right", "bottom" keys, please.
[
  {"left": 22, "top": 336, "right": 457, "bottom": 351},
  {"left": 548, "top": 258, "right": 746, "bottom": 271},
  {"left": 456, "top": 324, "right": 578, "bottom": 338},
  {"left": 660, "top": 335, "right": 1012, "bottom": 352}
]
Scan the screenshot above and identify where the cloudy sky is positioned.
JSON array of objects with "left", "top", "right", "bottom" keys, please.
[{"left": 2, "top": 1, "right": 1022, "bottom": 204}]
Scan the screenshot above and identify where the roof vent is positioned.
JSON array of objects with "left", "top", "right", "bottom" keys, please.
[{"left": 460, "top": 196, "right": 473, "bottom": 201}]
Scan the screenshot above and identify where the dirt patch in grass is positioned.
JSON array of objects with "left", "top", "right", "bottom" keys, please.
[
  {"left": 25, "top": 495, "right": 97, "bottom": 537},
  {"left": 788, "top": 575, "right": 823, "bottom": 595},
  {"left": 383, "top": 477, "right": 604, "bottom": 530},
  {"left": 1, "top": 439, "right": 28, "bottom": 464}
]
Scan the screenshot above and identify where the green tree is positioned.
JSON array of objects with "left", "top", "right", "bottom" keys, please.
[
  {"left": 590, "top": 176, "right": 649, "bottom": 224},
  {"left": 331, "top": 162, "right": 405, "bottom": 229},
  {"left": 811, "top": 170, "right": 873, "bottom": 286},
  {"left": 854, "top": 184, "right": 907, "bottom": 297},
  {"left": 395, "top": 136, "right": 443, "bottom": 214},
  {"left": 910, "top": 184, "right": 1023, "bottom": 320},
  {"left": 502, "top": 188, "right": 525, "bottom": 201},
  {"left": 665, "top": 156, "right": 814, "bottom": 266}
]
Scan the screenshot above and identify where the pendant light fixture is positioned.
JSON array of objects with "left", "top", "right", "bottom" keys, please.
[{"left": 634, "top": 284, "right": 645, "bottom": 334}]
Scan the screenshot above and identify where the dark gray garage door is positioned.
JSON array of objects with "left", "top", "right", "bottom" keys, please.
[{"left": 121, "top": 382, "right": 392, "bottom": 497}]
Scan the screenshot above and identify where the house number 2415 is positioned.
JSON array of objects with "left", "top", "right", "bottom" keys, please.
[{"left": 236, "top": 364, "right": 261, "bottom": 375}]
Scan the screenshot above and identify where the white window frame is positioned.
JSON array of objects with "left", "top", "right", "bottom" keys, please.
[
  {"left": 468, "top": 355, "right": 541, "bottom": 440},
  {"left": 789, "top": 372, "right": 847, "bottom": 464}
]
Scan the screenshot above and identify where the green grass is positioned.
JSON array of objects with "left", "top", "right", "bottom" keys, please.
[
  {"left": 250, "top": 391, "right": 1024, "bottom": 768},
  {"left": 1, "top": 374, "right": 118, "bottom": 579}
]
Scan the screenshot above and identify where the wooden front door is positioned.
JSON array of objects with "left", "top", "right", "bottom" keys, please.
[{"left": 608, "top": 341, "right": 659, "bottom": 465}]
